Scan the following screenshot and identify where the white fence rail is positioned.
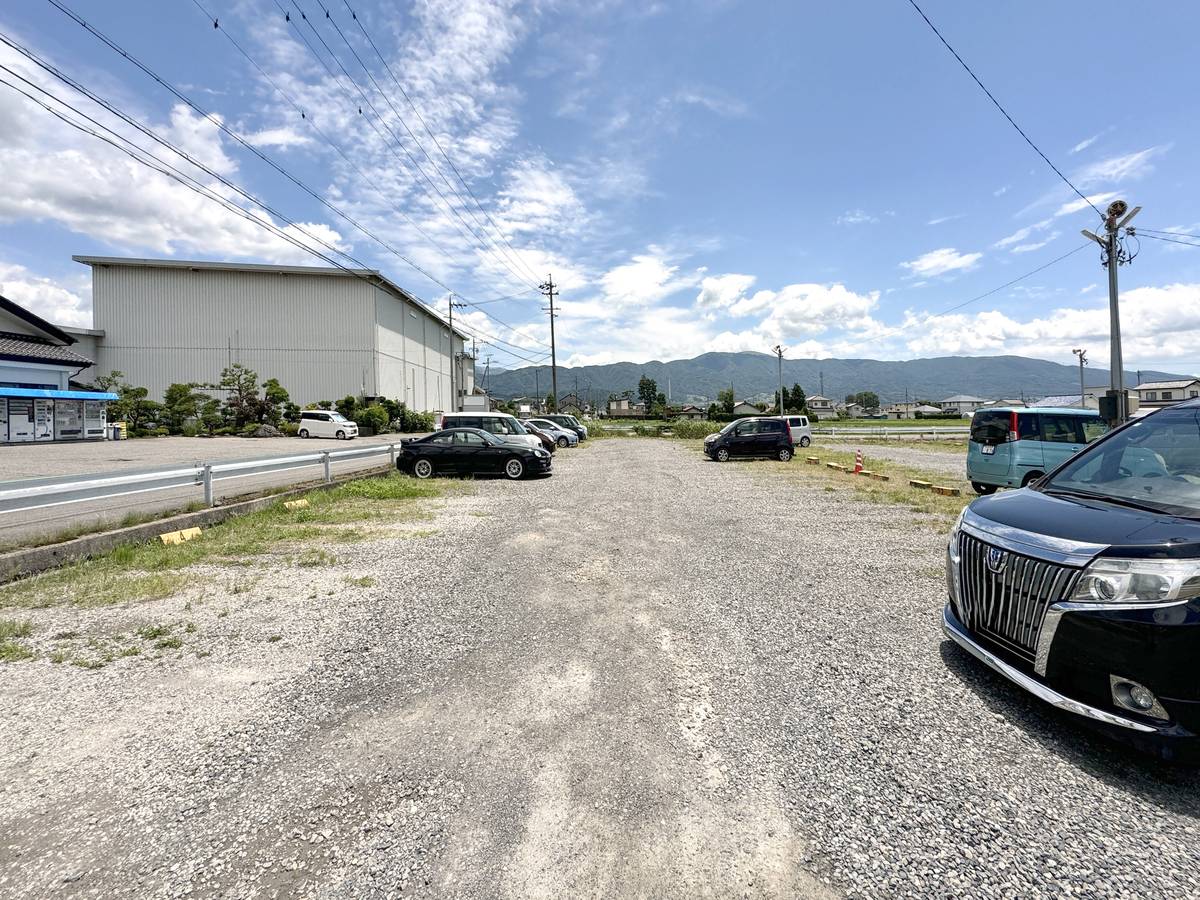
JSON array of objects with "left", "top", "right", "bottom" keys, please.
[
  {"left": 0, "top": 442, "right": 406, "bottom": 515},
  {"left": 815, "top": 426, "right": 970, "bottom": 439}
]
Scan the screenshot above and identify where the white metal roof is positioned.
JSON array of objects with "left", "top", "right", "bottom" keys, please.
[{"left": 1135, "top": 379, "right": 1200, "bottom": 391}]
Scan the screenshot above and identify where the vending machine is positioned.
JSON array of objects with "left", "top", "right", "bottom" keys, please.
[
  {"left": 34, "top": 398, "right": 54, "bottom": 441},
  {"left": 83, "top": 400, "right": 107, "bottom": 440},
  {"left": 0, "top": 398, "right": 7, "bottom": 442},
  {"left": 8, "top": 398, "right": 33, "bottom": 442},
  {"left": 53, "top": 399, "right": 83, "bottom": 441}
]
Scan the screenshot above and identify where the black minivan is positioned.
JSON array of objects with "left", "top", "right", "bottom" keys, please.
[
  {"left": 944, "top": 401, "right": 1200, "bottom": 759},
  {"left": 703, "top": 417, "right": 794, "bottom": 462}
]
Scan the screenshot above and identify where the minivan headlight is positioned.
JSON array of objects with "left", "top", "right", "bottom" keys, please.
[{"left": 1069, "top": 558, "right": 1200, "bottom": 604}]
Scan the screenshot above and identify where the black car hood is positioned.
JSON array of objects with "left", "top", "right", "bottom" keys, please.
[{"left": 970, "top": 489, "right": 1200, "bottom": 558}]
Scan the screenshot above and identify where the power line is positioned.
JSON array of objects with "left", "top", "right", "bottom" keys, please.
[
  {"left": 1139, "top": 233, "right": 1200, "bottom": 249},
  {"left": 902, "top": 0, "right": 1102, "bottom": 219},
  {"left": 340, "top": 0, "right": 544, "bottom": 286},
  {"left": 936, "top": 242, "right": 1092, "bottom": 315}
]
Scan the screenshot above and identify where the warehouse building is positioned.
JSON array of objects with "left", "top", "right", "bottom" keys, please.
[
  {"left": 72, "top": 256, "right": 474, "bottom": 410},
  {"left": 0, "top": 294, "right": 115, "bottom": 442}
]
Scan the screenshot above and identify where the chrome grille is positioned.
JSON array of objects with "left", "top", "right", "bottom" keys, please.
[{"left": 956, "top": 532, "right": 1080, "bottom": 661}]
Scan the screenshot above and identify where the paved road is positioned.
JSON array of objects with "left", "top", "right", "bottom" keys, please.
[
  {"left": 2, "top": 439, "right": 1198, "bottom": 898},
  {"left": 0, "top": 434, "right": 414, "bottom": 546}
]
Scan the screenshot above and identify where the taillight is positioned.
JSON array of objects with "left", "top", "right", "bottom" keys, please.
[
  {"left": 1008, "top": 411, "right": 1019, "bottom": 443},
  {"left": 784, "top": 420, "right": 793, "bottom": 443}
]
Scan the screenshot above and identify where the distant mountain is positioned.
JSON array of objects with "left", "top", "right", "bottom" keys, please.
[{"left": 481, "top": 351, "right": 1190, "bottom": 406}]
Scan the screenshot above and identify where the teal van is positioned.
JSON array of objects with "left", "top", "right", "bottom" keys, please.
[{"left": 966, "top": 407, "right": 1110, "bottom": 495}]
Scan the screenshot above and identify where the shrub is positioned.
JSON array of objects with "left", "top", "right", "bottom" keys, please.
[
  {"left": 354, "top": 404, "right": 390, "bottom": 434},
  {"left": 240, "top": 422, "right": 261, "bottom": 437},
  {"left": 280, "top": 422, "right": 299, "bottom": 436},
  {"left": 668, "top": 419, "right": 722, "bottom": 439},
  {"left": 214, "top": 426, "right": 236, "bottom": 436},
  {"left": 180, "top": 421, "right": 201, "bottom": 437}
]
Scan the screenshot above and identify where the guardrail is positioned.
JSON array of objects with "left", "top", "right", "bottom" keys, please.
[
  {"left": 814, "top": 425, "right": 970, "bottom": 439},
  {"left": 0, "top": 442, "right": 407, "bottom": 516}
]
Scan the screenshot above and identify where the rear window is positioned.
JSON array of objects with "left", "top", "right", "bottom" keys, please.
[
  {"left": 970, "top": 410, "right": 1011, "bottom": 444},
  {"left": 762, "top": 420, "right": 784, "bottom": 433},
  {"left": 301, "top": 411, "right": 326, "bottom": 421}
]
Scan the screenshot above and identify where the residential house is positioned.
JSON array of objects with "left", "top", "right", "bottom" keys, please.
[
  {"left": 913, "top": 404, "right": 944, "bottom": 417},
  {"left": 843, "top": 402, "right": 865, "bottom": 419},
  {"left": 673, "top": 404, "right": 705, "bottom": 420},
  {"left": 1136, "top": 379, "right": 1200, "bottom": 410},
  {"left": 883, "top": 402, "right": 918, "bottom": 420},
  {"left": 806, "top": 395, "right": 835, "bottom": 419},
  {"left": 732, "top": 400, "right": 760, "bottom": 416},
  {"left": 938, "top": 394, "right": 989, "bottom": 417},
  {"left": 607, "top": 397, "right": 647, "bottom": 418}
]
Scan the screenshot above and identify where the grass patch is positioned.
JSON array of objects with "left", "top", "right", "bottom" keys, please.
[
  {"left": 0, "top": 472, "right": 454, "bottom": 610},
  {"left": 118, "top": 645, "right": 141, "bottom": 658},
  {"left": 266, "top": 634, "right": 282, "bottom": 643},
  {"left": 297, "top": 548, "right": 336, "bottom": 567},
  {"left": 0, "top": 501, "right": 209, "bottom": 553},
  {"left": 154, "top": 636, "right": 183, "bottom": 650},
  {"left": 346, "top": 576, "right": 375, "bottom": 588},
  {"left": 0, "top": 640, "right": 35, "bottom": 661},
  {"left": 136, "top": 624, "right": 172, "bottom": 640},
  {"left": 0, "top": 618, "right": 33, "bottom": 640}
]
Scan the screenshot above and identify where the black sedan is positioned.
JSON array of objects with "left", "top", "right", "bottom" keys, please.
[
  {"left": 944, "top": 401, "right": 1200, "bottom": 760},
  {"left": 398, "top": 428, "right": 552, "bottom": 480}
]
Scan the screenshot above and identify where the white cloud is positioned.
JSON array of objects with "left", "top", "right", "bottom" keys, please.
[
  {"left": 244, "top": 126, "right": 312, "bottom": 149},
  {"left": 901, "top": 247, "right": 982, "bottom": 278},
  {"left": 1070, "top": 133, "right": 1101, "bottom": 154},
  {"left": 597, "top": 248, "right": 699, "bottom": 309},
  {"left": 1009, "top": 232, "right": 1060, "bottom": 253},
  {"left": 669, "top": 89, "right": 748, "bottom": 118},
  {"left": 1075, "top": 146, "right": 1166, "bottom": 188},
  {"left": 994, "top": 218, "right": 1052, "bottom": 249},
  {"left": 927, "top": 214, "right": 964, "bottom": 226},
  {"left": 994, "top": 185, "right": 1010, "bottom": 196},
  {"left": 0, "top": 262, "right": 92, "bottom": 328},
  {"left": 695, "top": 273, "right": 755, "bottom": 310},
  {"left": 836, "top": 209, "right": 878, "bottom": 226},
  {"left": 1053, "top": 192, "right": 1118, "bottom": 218}
]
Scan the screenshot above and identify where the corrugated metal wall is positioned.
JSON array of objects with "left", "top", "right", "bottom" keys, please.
[{"left": 373, "top": 288, "right": 469, "bottom": 412}]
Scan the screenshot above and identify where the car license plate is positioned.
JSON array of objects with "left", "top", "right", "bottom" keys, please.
[{"left": 981, "top": 445, "right": 995, "bottom": 455}]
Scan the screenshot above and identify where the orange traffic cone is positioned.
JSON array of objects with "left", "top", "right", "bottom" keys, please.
[{"left": 854, "top": 449, "right": 864, "bottom": 473}]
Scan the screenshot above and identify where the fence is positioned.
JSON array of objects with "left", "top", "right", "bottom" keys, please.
[
  {"left": 0, "top": 442, "right": 406, "bottom": 516},
  {"left": 814, "top": 425, "right": 970, "bottom": 439}
]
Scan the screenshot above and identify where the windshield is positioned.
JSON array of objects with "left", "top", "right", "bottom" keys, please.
[
  {"left": 719, "top": 420, "right": 739, "bottom": 434},
  {"left": 329, "top": 413, "right": 350, "bottom": 423},
  {"left": 1041, "top": 408, "right": 1200, "bottom": 517}
]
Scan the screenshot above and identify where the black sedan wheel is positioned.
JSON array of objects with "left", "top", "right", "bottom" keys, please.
[
  {"left": 777, "top": 447, "right": 793, "bottom": 462},
  {"left": 715, "top": 447, "right": 730, "bottom": 462},
  {"left": 413, "top": 458, "right": 435, "bottom": 479},
  {"left": 557, "top": 436, "right": 569, "bottom": 448},
  {"left": 504, "top": 457, "right": 525, "bottom": 480}
]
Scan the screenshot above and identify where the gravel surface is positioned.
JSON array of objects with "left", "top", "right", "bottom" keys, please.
[
  {"left": 2, "top": 438, "right": 1198, "bottom": 898},
  {"left": 820, "top": 441, "right": 967, "bottom": 480}
]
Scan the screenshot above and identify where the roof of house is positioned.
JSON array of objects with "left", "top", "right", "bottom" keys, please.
[
  {"left": 807, "top": 395, "right": 832, "bottom": 403},
  {"left": 1035, "top": 395, "right": 1088, "bottom": 407},
  {"left": 0, "top": 331, "right": 93, "bottom": 366},
  {"left": 72, "top": 255, "right": 470, "bottom": 339},
  {"left": 914, "top": 404, "right": 943, "bottom": 413},
  {"left": 0, "top": 294, "right": 75, "bottom": 345},
  {"left": 1136, "top": 379, "right": 1200, "bottom": 391},
  {"left": 940, "top": 394, "right": 987, "bottom": 403}
]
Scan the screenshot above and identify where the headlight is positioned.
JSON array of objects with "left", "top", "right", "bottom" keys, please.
[
  {"left": 947, "top": 507, "right": 966, "bottom": 561},
  {"left": 1069, "top": 558, "right": 1200, "bottom": 604}
]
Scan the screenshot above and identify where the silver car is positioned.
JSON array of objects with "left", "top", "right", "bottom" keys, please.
[{"left": 526, "top": 417, "right": 580, "bottom": 448}]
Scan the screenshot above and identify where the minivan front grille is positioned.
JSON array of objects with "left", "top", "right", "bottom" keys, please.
[{"left": 956, "top": 532, "right": 1080, "bottom": 661}]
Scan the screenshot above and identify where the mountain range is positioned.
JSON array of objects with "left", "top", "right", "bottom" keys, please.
[{"left": 481, "top": 352, "right": 1189, "bottom": 406}]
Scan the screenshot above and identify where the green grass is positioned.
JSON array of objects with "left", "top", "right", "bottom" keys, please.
[
  {"left": 346, "top": 576, "right": 375, "bottom": 588},
  {"left": 0, "top": 618, "right": 33, "bottom": 640},
  {"left": 296, "top": 548, "right": 336, "bottom": 567},
  {"left": 1, "top": 501, "right": 209, "bottom": 553},
  {"left": 0, "top": 472, "right": 454, "bottom": 610},
  {"left": 154, "top": 636, "right": 183, "bottom": 650},
  {"left": 136, "top": 624, "right": 172, "bottom": 640},
  {"left": 0, "top": 640, "right": 35, "bottom": 661}
]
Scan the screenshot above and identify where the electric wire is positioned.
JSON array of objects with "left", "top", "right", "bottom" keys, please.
[
  {"left": 902, "top": 0, "right": 1102, "bottom": 219},
  {"left": 1140, "top": 233, "right": 1200, "bottom": 249}
]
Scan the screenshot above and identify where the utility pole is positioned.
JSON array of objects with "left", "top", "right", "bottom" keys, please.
[
  {"left": 1072, "top": 348, "right": 1088, "bottom": 409},
  {"left": 447, "top": 294, "right": 466, "bottom": 411},
  {"left": 772, "top": 344, "right": 786, "bottom": 414},
  {"left": 819, "top": 370, "right": 825, "bottom": 397},
  {"left": 1083, "top": 199, "right": 1140, "bottom": 423},
  {"left": 539, "top": 275, "right": 558, "bottom": 410}
]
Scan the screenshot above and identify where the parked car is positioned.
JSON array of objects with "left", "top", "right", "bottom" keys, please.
[
  {"left": 437, "top": 412, "right": 541, "bottom": 450},
  {"left": 399, "top": 428, "right": 551, "bottom": 480},
  {"left": 519, "top": 420, "right": 557, "bottom": 454},
  {"left": 944, "top": 401, "right": 1200, "bottom": 759},
  {"left": 967, "top": 407, "right": 1109, "bottom": 495},
  {"left": 298, "top": 410, "right": 358, "bottom": 440},
  {"left": 781, "top": 414, "right": 813, "bottom": 448},
  {"left": 703, "top": 417, "right": 794, "bottom": 462},
  {"left": 544, "top": 413, "right": 587, "bottom": 440},
  {"left": 527, "top": 417, "right": 579, "bottom": 448}
]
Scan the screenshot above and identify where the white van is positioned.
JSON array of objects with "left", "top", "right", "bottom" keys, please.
[
  {"left": 298, "top": 410, "right": 359, "bottom": 440},
  {"left": 438, "top": 412, "right": 541, "bottom": 449},
  {"left": 781, "top": 415, "right": 813, "bottom": 448}
]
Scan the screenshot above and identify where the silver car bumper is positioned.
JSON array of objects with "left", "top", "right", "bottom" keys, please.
[{"left": 942, "top": 604, "right": 1157, "bottom": 733}]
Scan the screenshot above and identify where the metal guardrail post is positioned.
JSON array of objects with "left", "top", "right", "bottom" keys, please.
[
  {"left": 202, "top": 463, "right": 213, "bottom": 507},
  {"left": 389, "top": 443, "right": 397, "bottom": 470},
  {"left": 322, "top": 450, "right": 332, "bottom": 484}
]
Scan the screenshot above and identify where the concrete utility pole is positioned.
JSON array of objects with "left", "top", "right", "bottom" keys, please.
[
  {"left": 447, "top": 295, "right": 466, "bottom": 411},
  {"left": 819, "top": 370, "right": 825, "bottom": 397},
  {"left": 539, "top": 275, "right": 558, "bottom": 410},
  {"left": 1072, "top": 348, "right": 1088, "bottom": 408},
  {"left": 1083, "top": 199, "right": 1140, "bottom": 423},
  {"left": 772, "top": 344, "right": 786, "bottom": 414}
]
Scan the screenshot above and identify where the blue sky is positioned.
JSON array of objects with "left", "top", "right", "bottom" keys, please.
[{"left": 1, "top": 0, "right": 1199, "bottom": 375}]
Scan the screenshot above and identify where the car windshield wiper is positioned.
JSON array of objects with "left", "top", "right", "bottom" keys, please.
[{"left": 1041, "top": 486, "right": 1174, "bottom": 515}]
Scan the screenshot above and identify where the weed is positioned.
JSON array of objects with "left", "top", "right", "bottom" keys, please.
[
  {"left": 0, "top": 618, "right": 33, "bottom": 640},
  {"left": 136, "top": 624, "right": 171, "bottom": 640},
  {"left": 118, "top": 645, "right": 141, "bottom": 658},
  {"left": 195, "top": 649, "right": 211, "bottom": 658},
  {"left": 216, "top": 608, "right": 229, "bottom": 618},
  {"left": 50, "top": 651, "right": 66, "bottom": 664},
  {"left": 183, "top": 601, "right": 193, "bottom": 611},
  {"left": 229, "top": 577, "right": 259, "bottom": 595},
  {"left": 71, "top": 658, "right": 106, "bottom": 670},
  {"left": 346, "top": 576, "right": 375, "bottom": 588},
  {"left": 52, "top": 630, "right": 79, "bottom": 640},
  {"left": 154, "top": 636, "right": 183, "bottom": 650},
  {"left": 267, "top": 634, "right": 282, "bottom": 643},
  {"left": 297, "top": 548, "right": 336, "bottom": 567},
  {"left": 185, "top": 622, "right": 197, "bottom": 633},
  {"left": 0, "top": 640, "right": 35, "bottom": 662}
]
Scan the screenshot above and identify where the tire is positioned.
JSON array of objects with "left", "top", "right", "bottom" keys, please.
[
  {"left": 557, "top": 436, "right": 569, "bottom": 448},
  {"left": 336, "top": 430, "right": 346, "bottom": 440},
  {"left": 799, "top": 436, "right": 811, "bottom": 448},
  {"left": 298, "top": 428, "right": 309, "bottom": 439},
  {"left": 1022, "top": 471, "right": 1044, "bottom": 488},
  {"left": 715, "top": 447, "right": 730, "bottom": 462},
  {"left": 972, "top": 481, "right": 998, "bottom": 496},
  {"left": 413, "top": 458, "right": 434, "bottom": 479},
  {"left": 777, "top": 447, "right": 793, "bottom": 462},
  {"left": 504, "top": 457, "right": 525, "bottom": 480}
]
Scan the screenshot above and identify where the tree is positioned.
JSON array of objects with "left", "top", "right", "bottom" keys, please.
[
  {"left": 847, "top": 391, "right": 880, "bottom": 413},
  {"left": 717, "top": 386, "right": 735, "bottom": 416},
  {"left": 220, "top": 364, "right": 261, "bottom": 428},
  {"left": 706, "top": 402, "right": 720, "bottom": 419},
  {"left": 121, "top": 385, "right": 161, "bottom": 434},
  {"left": 637, "top": 375, "right": 658, "bottom": 412},
  {"left": 162, "top": 382, "right": 212, "bottom": 434},
  {"left": 790, "top": 384, "right": 807, "bottom": 413},
  {"left": 199, "top": 398, "right": 223, "bottom": 436},
  {"left": 545, "top": 392, "right": 557, "bottom": 412},
  {"left": 335, "top": 394, "right": 357, "bottom": 420},
  {"left": 260, "top": 378, "right": 291, "bottom": 426}
]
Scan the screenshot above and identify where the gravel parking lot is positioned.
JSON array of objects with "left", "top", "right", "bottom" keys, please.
[
  {"left": 2, "top": 438, "right": 1198, "bottom": 898},
  {"left": 821, "top": 441, "right": 967, "bottom": 480}
]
